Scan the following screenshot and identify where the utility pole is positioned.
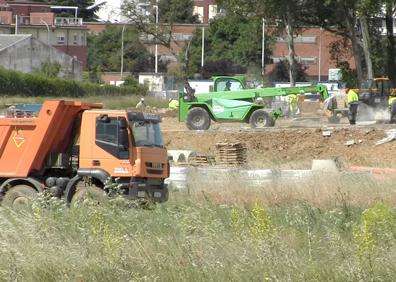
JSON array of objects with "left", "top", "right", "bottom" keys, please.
[
  {"left": 201, "top": 27, "right": 205, "bottom": 68},
  {"left": 121, "top": 24, "right": 126, "bottom": 80},
  {"left": 154, "top": 0, "right": 158, "bottom": 74},
  {"left": 318, "top": 27, "right": 322, "bottom": 82},
  {"left": 261, "top": 18, "right": 265, "bottom": 77}
]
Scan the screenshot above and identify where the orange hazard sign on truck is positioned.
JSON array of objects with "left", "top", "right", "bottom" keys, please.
[{"left": 12, "top": 129, "right": 25, "bottom": 148}]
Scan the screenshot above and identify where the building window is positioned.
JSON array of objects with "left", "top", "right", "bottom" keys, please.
[
  {"left": 276, "top": 36, "right": 317, "bottom": 44},
  {"left": 271, "top": 56, "right": 285, "bottom": 63},
  {"left": 56, "top": 33, "right": 65, "bottom": 44},
  {"left": 299, "top": 57, "right": 317, "bottom": 65},
  {"left": 73, "top": 34, "right": 78, "bottom": 45},
  {"left": 209, "top": 5, "right": 218, "bottom": 20},
  {"left": 193, "top": 6, "right": 204, "bottom": 22}
]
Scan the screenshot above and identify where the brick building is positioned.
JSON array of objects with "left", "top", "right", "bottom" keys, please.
[
  {"left": 193, "top": 0, "right": 218, "bottom": 24},
  {"left": 268, "top": 27, "right": 355, "bottom": 80},
  {"left": 87, "top": 22, "right": 354, "bottom": 81},
  {"left": 0, "top": 0, "right": 88, "bottom": 68}
]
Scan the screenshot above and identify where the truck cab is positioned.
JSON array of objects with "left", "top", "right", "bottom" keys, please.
[{"left": 0, "top": 101, "right": 169, "bottom": 207}]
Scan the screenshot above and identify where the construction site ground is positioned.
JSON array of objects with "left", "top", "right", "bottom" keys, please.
[{"left": 160, "top": 111, "right": 396, "bottom": 169}]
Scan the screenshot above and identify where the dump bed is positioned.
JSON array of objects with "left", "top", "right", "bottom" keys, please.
[{"left": 0, "top": 100, "right": 102, "bottom": 177}]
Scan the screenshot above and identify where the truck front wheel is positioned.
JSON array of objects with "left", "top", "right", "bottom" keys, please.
[
  {"left": 249, "top": 109, "right": 272, "bottom": 128},
  {"left": 2, "top": 185, "right": 37, "bottom": 208},
  {"left": 186, "top": 107, "right": 211, "bottom": 130},
  {"left": 71, "top": 185, "right": 108, "bottom": 207}
]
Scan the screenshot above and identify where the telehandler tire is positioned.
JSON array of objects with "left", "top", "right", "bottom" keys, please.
[
  {"left": 249, "top": 109, "right": 272, "bottom": 128},
  {"left": 186, "top": 107, "right": 211, "bottom": 130},
  {"left": 71, "top": 185, "right": 108, "bottom": 207},
  {"left": 2, "top": 185, "right": 37, "bottom": 208}
]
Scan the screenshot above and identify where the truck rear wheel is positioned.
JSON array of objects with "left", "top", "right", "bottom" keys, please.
[
  {"left": 186, "top": 107, "right": 211, "bottom": 130},
  {"left": 71, "top": 185, "right": 108, "bottom": 206},
  {"left": 2, "top": 185, "right": 37, "bottom": 208},
  {"left": 249, "top": 109, "right": 272, "bottom": 128}
]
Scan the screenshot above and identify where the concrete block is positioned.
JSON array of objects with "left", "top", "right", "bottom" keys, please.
[{"left": 311, "top": 159, "right": 339, "bottom": 173}]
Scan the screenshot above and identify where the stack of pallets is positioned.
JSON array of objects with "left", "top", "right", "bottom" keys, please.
[
  {"left": 215, "top": 142, "right": 247, "bottom": 166},
  {"left": 190, "top": 154, "right": 216, "bottom": 166}
]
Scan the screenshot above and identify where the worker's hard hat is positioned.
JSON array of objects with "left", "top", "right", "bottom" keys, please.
[
  {"left": 168, "top": 98, "right": 173, "bottom": 102},
  {"left": 140, "top": 97, "right": 145, "bottom": 101}
]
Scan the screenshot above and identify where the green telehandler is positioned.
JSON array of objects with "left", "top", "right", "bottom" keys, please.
[{"left": 179, "top": 76, "right": 331, "bottom": 130}]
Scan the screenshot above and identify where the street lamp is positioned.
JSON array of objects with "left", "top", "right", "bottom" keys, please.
[
  {"left": 40, "top": 19, "right": 50, "bottom": 45},
  {"left": 154, "top": 0, "right": 158, "bottom": 74},
  {"left": 121, "top": 24, "right": 126, "bottom": 80},
  {"left": 318, "top": 26, "right": 322, "bottom": 82},
  {"left": 261, "top": 18, "right": 265, "bottom": 77}
]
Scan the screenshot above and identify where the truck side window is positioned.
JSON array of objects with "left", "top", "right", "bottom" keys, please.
[{"left": 96, "top": 117, "right": 129, "bottom": 159}]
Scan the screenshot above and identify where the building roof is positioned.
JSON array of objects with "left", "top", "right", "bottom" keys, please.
[{"left": 0, "top": 34, "right": 31, "bottom": 52}]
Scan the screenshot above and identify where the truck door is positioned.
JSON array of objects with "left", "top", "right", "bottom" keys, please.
[{"left": 91, "top": 115, "right": 132, "bottom": 176}]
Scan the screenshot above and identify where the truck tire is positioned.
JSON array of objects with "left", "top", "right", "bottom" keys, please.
[
  {"left": 71, "top": 185, "right": 108, "bottom": 207},
  {"left": 2, "top": 185, "right": 37, "bottom": 208},
  {"left": 249, "top": 109, "right": 272, "bottom": 128},
  {"left": 186, "top": 107, "right": 211, "bottom": 130}
]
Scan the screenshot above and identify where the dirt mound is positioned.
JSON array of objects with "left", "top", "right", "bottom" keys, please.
[{"left": 162, "top": 122, "right": 396, "bottom": 168}]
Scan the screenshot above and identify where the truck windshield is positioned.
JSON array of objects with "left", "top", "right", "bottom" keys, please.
[{"left": 130, "top": 121, "right": 164, "bottom": 147}]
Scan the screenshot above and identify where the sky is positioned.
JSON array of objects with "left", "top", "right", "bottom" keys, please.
[{"left": 95, "top": 0, "right": 123, "bottom": 22}]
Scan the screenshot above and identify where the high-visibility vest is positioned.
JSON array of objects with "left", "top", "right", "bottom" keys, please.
[
  {"left": 288, "top": 94, "right": 298, "bottom": 105},
  {"left": 347, "top": 89, "right": 359, "bottom": 104},
  {"left": 389, "top": 96, "right": 396, "bottom": 106},
  {"left": 168, "top": 99, "right": 179, "bottom": 110}
]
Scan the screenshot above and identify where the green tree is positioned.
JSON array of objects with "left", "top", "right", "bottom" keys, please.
[
  {"left": 122, "top": 0, "right": 200, "bottom": 74},
  {"left": 216, "top": 0, "right": 317, "bottom": 86},
  {"left": 269, "top": 60, "right": 308, "bottom": 82},
  {"left": 87, "top": 26, "right": 154, "bottom": 79},
  {"left": 37, "top": 0, "right": 100, "bottom": 21},
  {"left": 159, "top": 0, "right": 199, "bottom": 24},
  {"left": 185, "top": 14, "right": 273, "bottom": 78}
]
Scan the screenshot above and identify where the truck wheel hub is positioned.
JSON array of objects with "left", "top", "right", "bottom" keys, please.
[{"left": 13, "top": 196, "right": 30, "bottom": 206}]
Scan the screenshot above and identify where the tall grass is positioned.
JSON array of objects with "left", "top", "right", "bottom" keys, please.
[{"left": 1, "top": 174, "right": 396, "bottom": 281}]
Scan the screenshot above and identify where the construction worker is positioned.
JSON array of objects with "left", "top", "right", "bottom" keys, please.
[
  {"left": 224, "top": 81, "right": 231, "bottom": 91},
  {"left": 389, "top": 93, "right": 396, "bottom": 123},
  {"left": 288, "top": 94, "right": 299, "bottom": 116},
  {"left": 136, "top": 97, "right": 146, "bottom": 109},
  {"left": 168, "top": 98, "right": 179, "bottom": 110},
  {"left": 346, "top": 85, "right": 359, "bottom": 125}
]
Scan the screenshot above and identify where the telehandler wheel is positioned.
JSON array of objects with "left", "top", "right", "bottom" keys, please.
[
  {"left": 71, "top": 185, "right": 108, "bottom": 207},
  {"left": 186, "top": 107, "right": 211, "bottom": 130},
  {"left": 2, "top": 185, "right": 37, "bottom": 208},
  {"left": 249, "top": 109, "right": 272, "bottom": 128}
]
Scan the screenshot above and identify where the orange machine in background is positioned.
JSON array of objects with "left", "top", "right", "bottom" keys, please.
[{"left": 0, "top": 100, "right": 169, "bottom": 206}]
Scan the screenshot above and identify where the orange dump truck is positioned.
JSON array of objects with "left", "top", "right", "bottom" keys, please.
[{"left": 0, "top": 100, "right": 169, "bottom": 206}]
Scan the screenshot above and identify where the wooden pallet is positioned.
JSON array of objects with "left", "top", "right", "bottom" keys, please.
[{"left": 215, "top": 142, "right": 247, "bottom": 166}]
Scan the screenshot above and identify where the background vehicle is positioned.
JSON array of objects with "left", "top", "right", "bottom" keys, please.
[
  {"left": 358, "top": 78, "right": 393, "bottom": 112},
  {"left": 0, "top": 100, "right": 169, "bottom": 207},
  {"left": 179, "top": 76, "right": 330, "bottom": 130}
]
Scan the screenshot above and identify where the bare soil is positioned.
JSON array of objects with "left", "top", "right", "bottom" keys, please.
[{"left": 161, "top": 114, "right": 396, "bottom": 169}]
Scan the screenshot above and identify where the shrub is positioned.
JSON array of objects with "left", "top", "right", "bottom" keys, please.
[{"left": 0, "top": 68, "right": 147, "bottom": 97}]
